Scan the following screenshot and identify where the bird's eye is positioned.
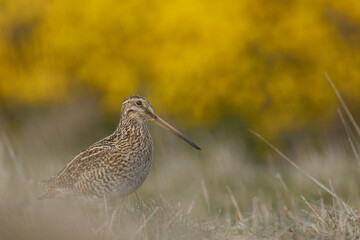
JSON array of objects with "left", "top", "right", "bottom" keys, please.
[{"left": 136, "top": 101, "right": 142, "bottom": 106}]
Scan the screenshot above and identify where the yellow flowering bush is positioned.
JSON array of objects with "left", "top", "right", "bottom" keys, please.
[{"left": 1, "top": 0, "right": 360, "bottom": 138}]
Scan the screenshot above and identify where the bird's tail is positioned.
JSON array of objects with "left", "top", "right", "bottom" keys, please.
[{"left": 37, "top": 187, "right": 58, "bottom": 200}]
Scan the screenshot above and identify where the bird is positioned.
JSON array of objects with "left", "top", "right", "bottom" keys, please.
[{"left": 38, "top": 95, "right": 200, "bottom": 200}]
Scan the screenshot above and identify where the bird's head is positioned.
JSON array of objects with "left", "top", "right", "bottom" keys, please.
[
  {"left": 121, "top": 95, "right": 156, "bottom": 123},
  {"left": 120, "top": 95, "right": 201, "bottom": 150}
]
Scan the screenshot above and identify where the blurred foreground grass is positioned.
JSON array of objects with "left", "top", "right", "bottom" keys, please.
[{"left": 1, "top": 101, "right": 360, "bottom": 239}]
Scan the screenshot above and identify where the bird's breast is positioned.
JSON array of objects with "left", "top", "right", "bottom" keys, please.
[{"left": 113, "top": 124, "right": 153, "bottom": 193}]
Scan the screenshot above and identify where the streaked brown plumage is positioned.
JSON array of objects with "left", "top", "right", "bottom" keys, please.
[{"left": 39, "top": 95, "right": 200, "bottom": 200}]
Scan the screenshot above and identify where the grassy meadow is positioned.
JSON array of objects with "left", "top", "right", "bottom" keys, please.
[{"left": 1, "top": 94, "right": 360, "bottom": 240}]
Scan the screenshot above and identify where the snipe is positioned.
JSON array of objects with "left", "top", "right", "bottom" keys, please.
[{"left": 39, "top": 95, "right": 200, "bottom": 200}]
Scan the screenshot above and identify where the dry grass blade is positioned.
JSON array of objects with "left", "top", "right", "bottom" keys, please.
[
  {"left": 131, "top": 206, "right": 159, "bottom": 239},
  {"left": 1, "top": 133, "right": 23, "bottom": 178},
  {"left": 226, "top": 186, "right": 243, "bottom": 221},
  {"left": 249, "top": 129, "right": 343, "bottom": 203},
  {"left": 275, "top": 173, "right": 289, "bottom": 193},
  {"left": 201, "top": 178, "right": 210, "bottom": 215},
  {"left": 103, "top": 195, "right": 109, "bottom": 219},
  {"left": 338, "top": 109, "right": 360, "bottom": 164},
  {"left": 325, "top": 72, "right": 360, "bottom": 136},
  {"left": 301, "top": 196, "right": 324, "bottom": 224}
]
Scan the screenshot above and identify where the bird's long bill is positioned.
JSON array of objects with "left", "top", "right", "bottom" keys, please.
[{"left": 153, "top": 115, "right": 201, "bottom": 150}]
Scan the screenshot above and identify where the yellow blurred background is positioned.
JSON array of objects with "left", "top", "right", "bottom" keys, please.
[
  {"left": 1, "top": 3, "right": 360, "bottom": 239},
  {"left": 1, "top": 0, "right": 360, "bottom": 140}
]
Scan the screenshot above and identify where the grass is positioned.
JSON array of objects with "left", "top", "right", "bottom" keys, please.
[
  {"left": 1, "top": 124, "right": 360, "bottom": 240},
  {"left": 1, "top": 78, "right": 360, "bottom": 239}
]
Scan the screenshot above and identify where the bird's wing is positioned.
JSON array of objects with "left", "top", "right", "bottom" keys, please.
[{"left": 41, "top": 142, "right": 113, "bottom": 189}]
